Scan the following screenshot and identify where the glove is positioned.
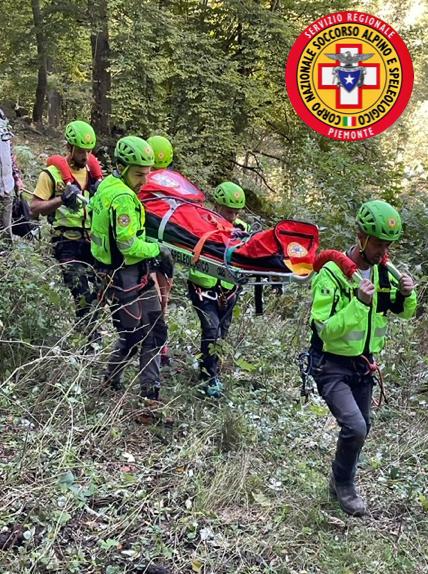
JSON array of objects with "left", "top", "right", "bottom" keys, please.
[
  {"left": 232, "top": 228, "right": 249, "bottom": 239},
  {"left": 89, "top": 179, "right": 102, "bottom": 196},
  {"left": 61, "top": 183, "right": 81, "bottom": 211},
  {"left": 151, "top": 245, "right": 174, "bottom": 278}
]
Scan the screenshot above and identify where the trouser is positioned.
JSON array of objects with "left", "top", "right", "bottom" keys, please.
[
  {"left": 0, "top": 193, "right": 13, "bottom": 242},
  {"left": 52, "top": 237, "right": 100, "bottom": 340},
  {"left": 188, "top": 282, "right": 239, "bottom": 382},
  {"left": 106, "top": 265, "right": 168, "bottom": 390},
  {"left": 310, "top": 350, "right": 374, "bottom": 485}
]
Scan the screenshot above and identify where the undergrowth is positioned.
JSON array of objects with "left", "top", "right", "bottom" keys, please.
[{"left": 1, "top": 235, "right": 427, "bottom": 574}]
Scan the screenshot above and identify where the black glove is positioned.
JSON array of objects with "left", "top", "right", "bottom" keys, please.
[
  {"left": 89, "top": 179, "right": 102, "bottom": 196},
  {"left": 151, "top": 245, "right": 174, "bottom": 278},
  {"left": 61, "top": 183, "right": 81, "bottom": 211}
]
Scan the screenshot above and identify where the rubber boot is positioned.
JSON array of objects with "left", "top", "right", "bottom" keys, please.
[{"left": 329, "top": 475, "right": 366, "bottom": 517}]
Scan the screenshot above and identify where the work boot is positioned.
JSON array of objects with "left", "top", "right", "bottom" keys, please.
[
  {"left": 141, "top": 381, "right": 161, "bottom": 401},
  {"left": 104, "top": 374, "right": 124, "bottom": 391},
  {"left": 329, "top": 475, "right": 366, "bottom": 517}
]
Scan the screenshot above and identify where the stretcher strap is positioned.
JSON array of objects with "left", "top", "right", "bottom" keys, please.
[
  {"left": 158, "top": 198, "right": 179, "bottom": 242},
  {"left": 225, "top": 244, "right": 240, "bottom": 264},
  {"left": 192, "top": 230, "right": 219, "bottom": 264},
  {"left": 192, "top": 219, "right": 230, "bottom": 264}
]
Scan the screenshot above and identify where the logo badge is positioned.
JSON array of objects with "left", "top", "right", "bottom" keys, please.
[
  {"left": 287, "top": 242, "right": 308, "bottom": 258},
  {"left": 117, "top": 214, "right": 130, "bottom": 227},
  {"left": 285, "top": 11, "right": 413, "bottom": 140}
]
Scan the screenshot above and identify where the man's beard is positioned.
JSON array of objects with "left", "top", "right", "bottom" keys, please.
[{"left": 71, "top": 158, "right": 87, "bottom": 169}]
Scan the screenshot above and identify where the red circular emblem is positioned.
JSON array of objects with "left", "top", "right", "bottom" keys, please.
[{"left": 285, "top": 11, "right": 413, "bottom": 140}]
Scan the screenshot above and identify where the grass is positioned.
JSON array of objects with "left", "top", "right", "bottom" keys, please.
[
  {"left": 1, "top": 133, "right": 427, "bottom": 572},
  {"left": 1, "top": 238, "right": 427, "bottom": 573}
]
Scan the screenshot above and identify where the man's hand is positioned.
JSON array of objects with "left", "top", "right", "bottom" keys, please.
[
  {"left": 89, "top": 179, "right": 102, "bottom": 196},
  {"left": 61, "top": 183, "right": 81, "bottom": 211},
  {"left": 357, "top": 278, "right": 375, "bottom": 305},
  {"left": 159, "top": 245, "right": 174, "bottom": 278},
  {"left": 399, "top": 274, "right": 415, "bottom": 297},
  {"left": 151, "top": 245, "right": 174, "bottom": 279}
]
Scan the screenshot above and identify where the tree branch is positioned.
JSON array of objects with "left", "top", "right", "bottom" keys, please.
[{"left": 232, "top": 160, "right": 278, "bottom": 194}]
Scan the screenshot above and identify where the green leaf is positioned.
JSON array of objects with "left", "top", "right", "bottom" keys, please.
[{"left": 235, "top": 357, "right": 258, "bottom": 372}]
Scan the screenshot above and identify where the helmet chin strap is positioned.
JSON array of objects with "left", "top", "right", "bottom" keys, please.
[
  {"left": 358, "top": 235, "right": 371, "bottom": 264},
  {"left": 114, "top": 164, "right": 129, "bottom": 181}
]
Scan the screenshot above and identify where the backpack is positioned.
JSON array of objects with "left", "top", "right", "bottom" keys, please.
[{"left": 11, "top": 194, "right": 39, "bottom": 238}]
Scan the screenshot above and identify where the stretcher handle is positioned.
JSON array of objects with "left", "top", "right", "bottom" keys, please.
[{"left": 314, "top": 249, "right": 404, "bottom": 286}]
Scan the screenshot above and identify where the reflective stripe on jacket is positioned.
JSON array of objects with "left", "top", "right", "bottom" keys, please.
[
  {"left": 89, "top": 174, "right": 160, "bottom": 267},
  {"left": 44, "top": 165, "right": 91, "bottom": 230},
  {"left": 310, "top": 260, "right": 416, "bottom": 356}
]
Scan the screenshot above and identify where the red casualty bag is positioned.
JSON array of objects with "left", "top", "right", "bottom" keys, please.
[{"left": 139, "top": 170, "right": 319, "bottom": 276}]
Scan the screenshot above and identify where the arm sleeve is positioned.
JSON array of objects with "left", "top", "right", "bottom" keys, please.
[
  {"left": 111, "top": 194, "right": 160, "bottom": 260},
  {"left": 34, "top": 171, "right": 55, "bottom": 200},
  {"left": 311, "top": 270, "right": 369, "bottom": 343}
]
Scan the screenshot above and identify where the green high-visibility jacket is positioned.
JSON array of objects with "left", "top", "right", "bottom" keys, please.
[
  {"left": 188, "top": 217, "right": 249, "bottom": 290},
  {"left": 310, "top": 260, "right": 416, "bottom": 356},
  {"left": 44, "top": 165, "right": 91, "bottom": 230},
  {"left": 89, "top": 174, "right": 160, "bottom": 267}
]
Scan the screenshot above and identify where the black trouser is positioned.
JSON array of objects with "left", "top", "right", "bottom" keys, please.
[
  {"left": 188, "top": 282, "right": 239, "bottom": 382},
  {"left": 106, "top": 265, "right": 168, "bottom": 390},
  {"left": 310, "top": 350, "right": 374, "bottom": 485},
  {"left": 53, "top": 237, "right": 100, "bottom": 340}
]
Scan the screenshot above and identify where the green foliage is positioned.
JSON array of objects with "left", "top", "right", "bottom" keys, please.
[
  {"left": 0, "top": 240, "right": 73, "bottom": 377},
  {"left": 0, "top": 1, "right": 428, "bottom": 572}
]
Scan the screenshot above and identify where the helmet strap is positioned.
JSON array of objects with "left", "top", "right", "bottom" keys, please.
[
  {"left": 358, "top": 234, "right": 371, "bottom": 264},
  {"left": 115, "top": 163, "right": 129, "bottom": 181},
  {"left": 67, "top": 145, "right": 76, "bottom": 166}
]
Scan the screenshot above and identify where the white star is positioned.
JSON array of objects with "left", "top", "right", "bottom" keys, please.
[{"left": 344, "top": 74, "right": 354, "bottom": 85}]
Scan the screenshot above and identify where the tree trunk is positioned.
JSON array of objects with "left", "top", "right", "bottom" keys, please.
[
  {"left": 48, "top": 89, "right": 62, "bottom": 127},
  {"left": 31, "top": 0, "right": 48, "bottom": 124},
  {"left": 90, "top": 0, "right": 111, "bottom": 137}
]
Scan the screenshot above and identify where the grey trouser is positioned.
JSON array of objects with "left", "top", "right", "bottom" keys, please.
[
  {"left": 0, "top": 193, "right": 13, "bottom": 242},
  {"left": 311, "top": 351, "right": 374, "bottom": 484},
  {"left": 106, "top": 265, "right": 168, "bottom": 390}
]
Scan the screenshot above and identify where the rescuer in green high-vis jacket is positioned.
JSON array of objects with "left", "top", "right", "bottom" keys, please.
[
  {"left": 309, "top": 200, "right": 416, "bottom": 517},
  {"left": 188, "top": 181, "right": 249, "bottom": 398},
  {"left": 30, "top": 120, "right": 101, "bottom": 352},
  {"left": 90, "top": 136, "right": 172, "bottom": 400},
  {"left": 147, "top": 135, "right": 175, "bottom": 366}
]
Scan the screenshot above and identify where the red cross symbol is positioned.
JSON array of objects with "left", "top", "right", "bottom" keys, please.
[{"left": 318, "top": 44, "right": 380, "bottom": 109}]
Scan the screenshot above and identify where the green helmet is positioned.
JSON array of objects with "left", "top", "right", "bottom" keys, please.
[
  {"left": 147, "top": 135, "right": 173, "bottom": 169},
  {"left": 65, "top": 120, "right": 96, "bottom": 150},
  {"left": 114, "top": 136, "right": 154, "bottom": 167},
  {"left": 356, "top": 200, "right": 402, "bottom": 241},
  {"left": 213, "top": 181, "right": 246, "bottom": 209}
]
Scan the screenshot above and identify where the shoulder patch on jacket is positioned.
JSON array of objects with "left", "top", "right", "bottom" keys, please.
[{"left": 117, "top": 214, "right": 130, "bottom": 227}]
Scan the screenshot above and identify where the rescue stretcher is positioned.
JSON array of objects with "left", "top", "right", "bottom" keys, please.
[
  {"left": 45, "top": 157, "right": 403, "bottom": 286},
  {"left": 139, "top": 170, "right": 319, "bottom": 286}
]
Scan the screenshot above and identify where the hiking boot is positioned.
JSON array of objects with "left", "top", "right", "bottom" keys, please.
[
  {"left": 204, "top": 377, "right": 224, "bottom": 398},
  {"left": 141, "top": 381, "right": 161, "bottom": 401},
  {"left": 329, "top": 475, "right": 366, "bottom": 517},
  {"left": 104, "top": 373, "right": 124, "bottom": 391}
]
